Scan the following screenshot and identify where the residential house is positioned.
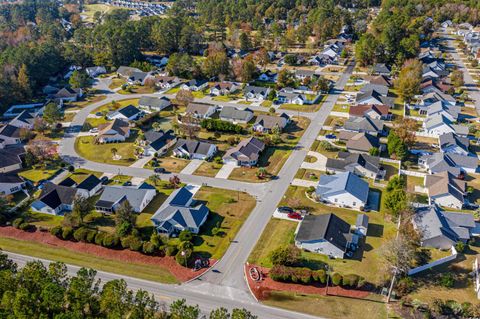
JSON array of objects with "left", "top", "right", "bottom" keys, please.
[
  {"left": 423, "top": 114, "right": 469, "bottom": 138},
  {"left": 209, "top": 82, "right": 239, "bottom": 96},
  {"left": 85, "top": 66, "right": 106, "bottom": 77},
  {"left": 0, "top": 147, "right": 24, "bottom": 173},
  {"left": 294, "top": 213, "right": 353, "bottom": 259},
  {"left": 439, "top": 132, "right": 470, "bottom": 156},
  {"left": 360, "top": 84, "right": 389, "bottom": 97},
  {"left": 223, "top": 137, "right": 265, "bottom": 167},
  {"left": 75, "top": 175, "right": 103, "bottom": 198},
  {"left": 421, "top": 78, "right": 452, "bottom": 94},
  {"left": 0, "top": 125, "right": 22, "bottom": 147},
  {"left": 252, "top": 113, "right": 290, "bottom": 133},
  {"left": 326, "top": 152, "right": 386, "bottom": 180},
  {"left": 294, "top": 69, "right": 317, "bottom": 81},
  {"left": 181, "top": 79, "right": 208, "bottom": 91},
  {"left": 343, "top": 117, "right": 385, "bottom": 136},
  {"left": 117, "top": 66, "right": 142, "bottom": 78},
  {"left": 155, "top": 76, "right": 181, "bottom": 90},
  {"left": 31, "top": 182, "right": 78, "bottom": 215},
  {"left": 0, "top": 174, "right": 25, "bottom": 195},
  {"left": 53, "top": 87, "right": 83, "bottom": 103},
  {"left": 338, "top": 131, "right": 383, "bottom": 154},
  {"left": 138, "top": 96, "right": 171, "bottom": 112},
  {"left": 257, "top": 71, "right": 277, "bottom": 82},
  {"left": 143, "top": 130, "right": 177, "bottom": 156},
  {"left": 244, "top": 86, "right": 271, "bottom": 101},
  {"left": 419, "top": 91, "right": 456, "bottom": 108},
  {"left": 96, "top": 119, "right": 131, "bottom": 143},
  {"left": 219, "top": 106, "right": 254, "bottom": 124},
  {"left": 349, "top": 104, "right": 391, "bottom": 120},
  {"left": 315, "top": 171, "right": 370, "bottom": 210},
  {"left": 372, "top": 63, "right": 391, "bottom": 75},
  {"left": 368, "top": 75, "right": 392, "bottom": 87},
  {"left": 426, "top": 101, "right": 460, "bottom": 122},
  {"left": 172, "top": 139, "right": 217, "bottom": 160},
  {"left": 128, "top": 71, "right": 154, "bottom": 85},
  {"left": 151, "top": 185, "right": 209, "bottom": 235},
  {"left": 422, "top": 65, "right": 449, "bottom": 79},
  {"left": 95, "top": 183, "right": 156, "bottom": 213},
  {"left": 356, "top": 89, "right": 394, "bottom": 107},
  {"left": 9, "top": 111, "right": 36, "bottom": 129},
  {"left": 107, "top": 105, "right": 143, "bottom": 121},
  {"left": 277, "top": 91, "right": 308, "bottom": 105},
  {"left": 424, "top": 171, "right": 467, "bottom": 210},
  {"left": 419, "top": 152, "right": 478, "bottom": 175},
  {"left": 413, "top": 205, "right": 475, "bottom": 249},
  {"left": 186, "top": 103, "right": 217, "bottom": 119}
]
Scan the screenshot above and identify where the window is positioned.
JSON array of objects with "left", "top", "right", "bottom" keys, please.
[
  {"left": 353, "top": 202, "right": 356, "bottom": 206},
  {"left": 334, "top": 198, "right": 338, "bottom": 203}
]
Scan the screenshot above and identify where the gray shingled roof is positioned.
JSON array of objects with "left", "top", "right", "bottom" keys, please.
[
  {"left": 316, "top": 171, "right": 369, "bottom": 203},
  {"left": 219, "top": 106, "right": 253, "bottom": 122},
  {"left": 96, "top": 185, "right": 155, "bottom": 210},
  {"left": 439, "top": 132, "right": 470, "bottom": 154}
]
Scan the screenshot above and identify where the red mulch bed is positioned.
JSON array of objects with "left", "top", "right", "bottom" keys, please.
[
  {"left": 0, "top": 226, "right": 213, "bottom": 282},
  {"left": 245, "top": 264, "right": 371, "bottom": 301}
]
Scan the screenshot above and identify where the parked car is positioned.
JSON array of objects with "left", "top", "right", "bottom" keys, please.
[
  {"left": 100, "top": 176, "right": 109, "bottom": 184},
  {"left": 325, "top": 134, "right": 336, "bottom": 139},
  {"left": 123, "top": 181, "right": 132, "bottom": 186},
  {"left": 89, "top": 128, "right": 99, "bottom": 133},
  {"left": 287, "top": 212, "right": 302, "bottom": 220},
  {"left": 154, "top": 167, "right": 166, "bottom": 173},
  {"left": 276, "top": 206, "right": 294, "bottom": 214}
]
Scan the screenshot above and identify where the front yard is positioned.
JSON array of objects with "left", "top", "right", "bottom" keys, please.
[{"left": 19, "top": 161, "right": 64, "bottom": 183}]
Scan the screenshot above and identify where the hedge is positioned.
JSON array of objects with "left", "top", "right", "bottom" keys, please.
[
  {"left": 142, "top": 241, "right": 156, "bottom": 255},
  {"left": 85, "top": 230, "right": 97, "bottom": 243},
  {"left": 12, "top": 218, "right": 24, "bottom": 229},
  {"left": 102, "top": 234, "right": 119, "bottom": 248},
  {"left": 95, "top": 232, "right": 105, "bottom": 246},
  {"left": 165, "top": 245, "right": 178, "bottom": 256},
  {"left": 331, "top": 272, "right": 343, "bottom": 286},
  {"left": 73, "top": 227, "right": 90, "bottom": 242},
  {"left": 342, "top": 274, "right": 364, "bottom": 288},
  {"left": 270, "top": 266, "right": 363, "bottom": 288},
  {"left": 62, "top": 227, "right": 73, "bottom": 240}
]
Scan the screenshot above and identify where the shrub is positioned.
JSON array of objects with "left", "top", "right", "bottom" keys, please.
[
  {"left": 142, "top": 241, "right": 156, "bottom": 255},
  {"left": 440, "top": 273, "right": 455, "bottom": 288},
  {"left": 73, "top": 227, "right": 90, "bottom": 242},
  {"left": 331, "top": 272, "right": 343, "bottom": 286},
  {"left": 396, "top": 277, "right": 415, "bottom": 295},
  {"left": 95, "top": 232, "right": 105, "bottom": 246},
  {"left": 175, "top": 249, "right": 192, "bottom": 266},
  {"left": 312, "top": 269, "right": 327, "bottom": 284},
  {"left": 116, "top": 221, "right": 132, "bottom": 237},
  {"left": 269, "top": 245, "right": 301, "bottom": 266},
  {"left": 19, "top": 222, "right": 33, "bottom": 231},
  {"left": 455, "top": 241, "right": 466, "bottom": 253},
  {"left": 150, "top": 233, "right": 164, "bottom": 249},
  {"left": 179, "top": 230, "right": 193, "bottom": 242},
  {"left": 342, "top": 274, "right": 361, "bottom": 287},
  {"left": 297, "top": 268, "right": 312, "bottom": 284},
  {"left": 85, "top": 230, "right": 97, "bottom": 243},
  {"left": 165, "top": 245, "right": 178, "bottom": 256},
  {"left": 127, "top": 236, "right": 143, "bottom": 251},
  {"left": 61, "top": 227, "right": 74, "bottom": 240},
  {"left": 178, "top": 240, "right": 193, "bottom": 250},
  {"left": 12, "top": 218, "right": 24, "bottom": 229},
  {"left": 50, "top": 226, "right": 63, "bottom": 238},
  {"left": 102, "top": 234, "right": 119, "bottom": 248}
]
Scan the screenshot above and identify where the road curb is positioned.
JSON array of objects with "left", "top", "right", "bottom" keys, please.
[
  {"left": 243, "top": 263, "right": 259, "bottom": 302},
  {"left": 183, "top": 258, "right": 221, "bottom": 285}
]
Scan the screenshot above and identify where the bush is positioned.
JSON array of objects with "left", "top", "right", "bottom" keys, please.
[
  {"left": 85, "top": 230, "right": 97, "bottom": 243},
  {"left": 342, "top": 274, "right": 361, "bottom": 287},
  {"left": 95, "top": 232, "right": 105, "bottom": 246},
  {"left": 50, "top": 226, "right": 63, "bottom": 238},
  {"left": 121, "top": 235, "right": 143, "bottom": 251},
  {"left": 331, "top": 272, "right": 343, "bottom": 286},
  {"left": 312, "top": 269, "right": 327, "bottom": 284},
  {"left": 269, "top": 245, "right": 301, "bottom": 266},
  {"left": 61, "top": 227, "right": 74, "bottom": 240},
  {"left": 116, "top": 221, "right": 132, "bottom": 237},
  {"left": 102, "top": 234, "right": 119, "bottom": 248},
  {"left": 12, "top": 218, "right": 24, "bottom": 229},
  {"left": 440, "top": 273, "right": 455, "bottom": 288},
  {"left": 150, "top": 233, "right": 164, "bottom": 249},
  {"left": 455, "top": 241, "right": 466, "bottom": 253},
  {"left": 179, "top": 230, "right": 193, "bottom": 242},
  {"left": 142, "top": 241, "right": 156, "bottom": 255},
  {"left": 165, "top": 245, "right": 178, "bottom": 256},
  {"left": 178, "top": 240, "right": 193, "bottom": 250},
  {"left": 73, "top": 227, "right": 90, "bottom": 242},
  {"left": 19, "top": 222, "right": 33, "bottom": 231},
  {"left": 396, "top": 277, "right": 415, "bottom": 296},
  {"left": 175, "top": 249, "right": 192, "bottom": 266},
  {"left": 201, "top": 119, "right": 243, "bottom": 134}
]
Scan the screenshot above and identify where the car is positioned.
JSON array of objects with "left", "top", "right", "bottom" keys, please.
[
  {"left": 287, "top": 212, "right": 302, "bottom": 220},
  {"left": 123, "top": 181, "right": 132, "bottom": 186},
  {"left": 154, "top": 167, "right": 166, "bottom": 173},
  {"left": 276, "top": 206, "right": 294, "bottom": 214},
  {"left": 89, "top": 128, "right": 99, "bottom": 133},
  {"left": 100, "top": 176, "right": 109, "bottom": 184},
  {"left": 325, "top": 134, "right": 336, "bottom": 139}
]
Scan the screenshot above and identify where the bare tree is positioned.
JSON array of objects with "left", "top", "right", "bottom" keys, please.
[
  {"left": 176, "top": 89, "right": 194, "bottom": 109},
  {"left": 178, "top": 112, "right": 200, "bottom": 139}
]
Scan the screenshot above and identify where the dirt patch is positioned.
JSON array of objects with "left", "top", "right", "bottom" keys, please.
[
  {"left": 245, "top": 264, "right": 371, "bottom": 301},
  {"left": 0, "top": 227, "right": 213, "bottom": 282}
]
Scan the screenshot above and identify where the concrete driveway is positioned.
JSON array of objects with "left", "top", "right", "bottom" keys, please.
[
  {"left": 215, "top": 163, "right": 237, "bottom": 179},
  {"left": 180, "top": 159, "right": 203, "bottom": 175},
  {"left": 300, "top": 151, "right": 327, "bottom": 171}
]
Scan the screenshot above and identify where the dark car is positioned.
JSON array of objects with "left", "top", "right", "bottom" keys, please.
[
  {"left": 325, "top": 134, "right": 336, "bottom": 139},
  {"left": 100, "top": 176, "right": 109, "bottom": 184},
  {"left": 123, "top": 181, "right": 132, "bottom": 186},
  {"left": 276, "top": 206, "right": 294, "bottom": 214},
  {"left": 154, "top": 167, "right": 166, "bottom": 173}
]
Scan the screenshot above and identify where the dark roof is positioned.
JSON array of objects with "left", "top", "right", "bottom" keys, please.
[
  {"left": 139, "top": 96, "right": 171, "bottom": 109},
  {"left": 0, "top": 173, "right": 24, "bottom": 184},
  {"left": 76, "top": 175, "right": 101, "bottom": 191},
  {"left": 223, "top": 137, "right": 265, "bottom": 162},
  {"left": 0, "top": 124, "right": 21, "bottom": 138},
  {"left": 118, "top": 105, "right": 142, "bottom": 118},
  {"left": 58, "top": 177, "right": 77, "bottom": 187},
  {"left": 38, "top": 182, "right": 77, "bottom": 210},
  {"left": 326, "top": 152, "right": 381, "bottom": 173},
  {"left": 295, "top": 214, "right": 352, "bottom": 251},
  {"left": 170, "top": 187, "right": 194, "bottom": 206},
  {"left": 145, "top": 130, "right": 176, "bottom": 151},
  {"left": 186, "top": 79, "right": 208, "bottom": 87},
  {"left": 0, "top": 146, "right": 25, "bottom": 169},
  {"left": 174, "top": 139, "right": 215, "bottom": 156}
]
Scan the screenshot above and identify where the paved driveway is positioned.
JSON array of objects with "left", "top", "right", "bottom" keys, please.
[
  {"left": 129, "top": 155, "right": 153, "bottom": 168},
  {"left": 300, "top": 151, "right": 327, "bottom": 171},
  {"left": 180, "top": 159, "right": 203, "bottom": 175},
  {"left": 215, "top": 163, "right": 237, "bottom": 179}
]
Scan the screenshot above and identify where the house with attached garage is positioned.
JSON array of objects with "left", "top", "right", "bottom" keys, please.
[
  {"left": 172, "top": 139, "right": 217, "bottom": 160},
  {"left": 439, "top": 132, "right": 470, "bottom": 156},
  {"left": 117, "top": 66, "right": 142, "bottom": 78},
  {"left": 155, "top": 76, "right": 181, "bottom": 90},
  {"left": 423, "top": 114, "right": 469, "bottom": 138},
  {"left": 138, "top": 96, "right": 171, "bottom": 112},
  {"left": 349, "top": 104, "right": 391, "bottom": 120},
  {"left": 186, "top": 103, "right": 217, "bottom": 119},
  {"left": 326, "top": 152, "right": 386, "bottom": 180},
  {"left": 355, "top": 88, "right": 394, "bottom": 108},
  {"left": 181, "top": 79, "right": 209, "bottom": 91},
  {"left": 143, "top": 130, "right": 176, "bottom": 156},
  {"left": 277, "top": 91, "right": 308, "bottom": 105},
  {"left": 9, "top": 111, "right": 37, "bottom": 129},
  {"left": 252, "top": 113, "right": 290, "bottom": 133},
  {"left": 107, "top": 105, "right": 143, "bottom": 121},
  {"left": 424, "top": 171, "right": 467, "bottom": 210},
  {"left": 338, "top": 131, "right": 384, "bottom": 154},
  {"left": 293, "top": 69, "right": 317, "bottom": 81},
  {"left": 372, "top": 63, "right": 391, "bottom": 76},
  {"left": 223, "top": 137, "right": 265, "bottom": 167},
  {"left": 127, "top": 71, "right": 154, "bottom": 85},
  {"left": 96, "top": 119, "right": 131, "bottom": 143},
  {"left": 419, "top": 152, "right": 478, "bottom": 175},
  {"left": 53, "top": 87, "right": 83, "bottom": 103},
  {"left": 257, "top": 70, "right": 277, "bottom": 82},
  {"left": 31, "top": 182, "right": 78, "bottom": 215},
  {"left": 316, "top": 171, "right": 369, "bottom": 210},
  {"left": 0, "top": 147, "right": 25, "bottom": 173},
  {"left": 412, "top": 205, "right": 476, "bottom": 250},
  {"left": 209, "top": 82, "right": 239, "bottom": 96},
  {"left": 85, "top": 66, "right": 106, "bottom": 78},
  {"left": 343, "top": 117, "right": 386, "bottom": 136},
  {"left": 0, "top": 173, "right": 25, "bottom": 195},
  {"left": 244, "top": 86, "right": 271, "bottom": 101},
  {"left": 151, "top": 185, "right": 209, "bottom": 235},
  {"left": 426, "top": 101, "right": 460, "bottom": 122},
  {"left": 95, "top": 183, "right": 156, "bottom": 213},
  {"left": 219, "top": 106, "right": 254, "bottom": 124},
  {"left": 0, "top": 125, "right": 22, "bottom": 147},
  {"left": 294, "top": 213, "right": 353, "bottom": 259}
]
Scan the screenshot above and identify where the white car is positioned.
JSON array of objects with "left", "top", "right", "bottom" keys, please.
[{"left": 89, "top": 128, "right": 99, "bottom": 133}]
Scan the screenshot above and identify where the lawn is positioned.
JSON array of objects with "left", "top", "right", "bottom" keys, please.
[
  {"left": 332, "top": 104, "right": 350, "bottom": 112},
  {"left": 261, "top": 100, "right": 273, "bottom": 107},
  {"left": 67, "top": 168, "right": 103, "bottom": 184},
  {"left": 26, "top": 212, "right": 63, "bottom": 228},
  {"left": 64, "top": 95, "right": 107, "bottom": 111},
  {"left": 264, "top": 291, "right": 387, "bottom": 319},
  {"left": 108, "top": 77, "right": 126, "bottom": 90},
  {"left": 74, "top": 131, "right": 139, "bottom": 166},
  {"left": 107, "top": 175, "right": 132, "bottom": 186},
  {"left": 0, "top": 237, "right": 178, "bottom": 284},
  {"left": 19, "top": 163, "right": 63, "bottom": 183},
  {"left": 405, "top": 175, "right": 424, "bottom": 193},
  {"left": 92, "top": 98, "right": 139, "bottom": 115},
  {"left": 118, "top": 86, "right": 156, "bottom": 95},
  {"left": 280, "top": 103, "right": 322, "bottom": 112},
  {"left": 146, "top": 156, "right": 190, "bottom": 173},
  {"left": 193, "top": 161, "right": 223, "bottom": 177},
  {"left": 249, "top": 185, "right": 397, "bottom": 285},
  {"left": 165, "top": 87, "right": 181, "bottom": 95}
]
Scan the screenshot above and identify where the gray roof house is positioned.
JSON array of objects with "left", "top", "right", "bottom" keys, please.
[
  {"left": 0, "top": 147, "right": 25, "bottom": 173},
  {"left": 316, "top": 172, "right": 370, "bottom": 210},
  {"left": 419, "top": 152, "right": 478, "bottom": 175},
  {"left": 223, "top": 137, "right": 265, "bottom": 167},
  {"left": 439, "top": 132, "right": 470, "bottom": 156},
  {"left": 252, "top": 113, "right": 290, "bottom": 133},
  {"left": 219, "top": 106, "right": 254, "bottom": 124},
  {"left": 343, "top": 117, "right": 385, "bottom": 136},
  {"left": 151, "top": 185, "right": 209, "bottom": 235},
  {"left": 295, "top": 213, "right": 353, "bottom": 259},
  {"left": 326, "top": 152, "right": 385, "bottom": 180},
  {"left": 181, "top": 79, "right": 209, "bottom": 91},
  {"left": 423, "top": 114, "right": 469, "bottom": 138},
  {"left": 143, "top": 130, "right": 177, "bottom": 155},
  {"left": 360, "top": 84, "right": 389, "bottom": 97},
  {"left": 31, "top": 182, "right": 78, "bottom": 215},
  {"left": 426, "top": 101, "right": 460, "bottom": 122},
  {"left": 107, "top": 105, "right": 143, "bottom": 121},
  {"left": 244, "top": 86, "right": 271, "bottom": 101},
  {"left": 413, "top": 206, "right": 475, "bottom": 250},
  {"left": 373, "top": 63, "right": 391, "bottom": 75},
  {"left": 424, "top": 171, "right": 466, "bottom": 210},
  {"left": 172, "top": 139, "right": 217, "bottom": 160},
  {"left": 186, "top": 103, "right": 217, "bottom": 119},
  {"left": 117, "top": 66, "right": 142, "bottom": 78},
  {"left": 338, "top": 131, "right": 382, "bottom": 154},
  {"left": 95, "top": 183, "right": 156, "bottom": 213},
  {"left": 355, "top": 89, "right": 394, "bottom": 107},
  {"left": 138, "top": 96, "right": 171, "bottom": 112}
]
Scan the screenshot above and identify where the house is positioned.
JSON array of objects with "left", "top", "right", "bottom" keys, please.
[
  {"left": 107, "top": 105, "right": 143, "bottom": 121},
  {"left": 294, "top": 69, "right": 317, "bottom": 81},
  {"left": 0, "top": 147, "right": 24, "bottom": 173},
  {"left": 138, "top": 96, "right": 171, "bottom": 112},
  {"left": 128, "top": 71, "right": 153, "bottom": 85},
  {"left": 75, "top": 175, "right": 103, "bottom": 198},
  {"left": 95, "top": 184, "right": 156, "bottom": 213},
  {"left": 257, "top": 71, "right": 277, "bottom": 82},
  {"left": 441, "top": 20, "right": 453, "bottom": 29},
  {"left": 356, "top": 89, "right": 394, "bottom": 107},
  {"left": 277, "top": 91, "right": 308, "bottom": 105},
  {"left": 343, "top": 117, "right": 385, "bottom": 136},
  {"left": 0, "top": 125, "right": 22, "bottom": 146},
  {"left": 349, "top": 104, "right": 391, "bottom": 120},
  {"left": 372, "top": 63, "right": 391, "bottom": 75},
  {"left": 316, "top": 172, "right": 369, "bottom": 210},
  {"left": 419, "top": 152, "right": 478, "bottom": 175},
  {"left": 244, "top": 86, "right": 271, "bottom": 101},
  {"left": 326, "top": 152, "right": 386, "bottom": 180},
  {"left": 369, "top": 75, "right": 392, "bottom": 87},
  {"left": 308, "top": 54, "right": 334, "bottom": 66},
  {"left": 294, "top": 213, "right": 353, "bottom": 259},
  {"left": 117, "top": 66, "right": 142, "bottom": 78},
  {"left": 355, "top": 214, "right": 369, "bottom": 237},
  {"left": 31, "top": 182, "right": 78, "bottom": 215},
  {"left": 422, "top": 65, "right": 448, "bottom": 79},
  {"left": 186, "top": 103, "right": 217, "bottom": 119},
  {"left": 424, "top": 171, "right": 466, "bottom": 210},
  {"left": 426, "top": 101, "right": 460, "bottom": 122},
  {"left": 210, "top": 82, "right": 239, "bottom": 96},
  {"left": 360, "top": 84, "right": 389, "bottom": 96},
  {"left": 423, "top": 114, "right": 469, "bottom": 138},
  {"left": 96, "top": 119, "right": 131, "bottom": 143},
  {"left": 338, "top": 131, "right": 383, "bottom": 154},
  {"left": 419, "top": 91, "right": 456, "bottom": 108},
  {"left": 143, "top": 130, "right": 177, "bottom": 156},
  {"left": 219, "top": 106, "right": 254, "bottom": 124},
  {"left": 223, "top": 137, "right": 265, "bottom": 167},
  {"left": 0, "top": 174, "right": 25, "bottom": 195},
  {"left": 252, "top": 113, "right": 290, "bottom": 133},
  {"left": 155, "top": 76, "right": 181, "bottom": 90},
  {"left": 412, "top": 206, "right": 475, "bottom": 249},
  {"left": 53, "top": 87, "right": 83, "bottom": 103},
  {"left": 9, "top": 111, "right": 36, "bottom": 129},
  {"left": 439, "top": 132, "right": 470, "bottom": 156},
  {"left": 85, "top": 66, "right": 107, "bottom": 77},
  {"left": 421, "top": 79, "right": 452, "bottom": 94},
  {"left": 181, "top": 79, "right": 208, "bottom": 91},
  {"left": 151, "top": 185, "right": 209, "bottom": 235},
  {"left": 172, "top": 139, "right": 217, "bottom": 160}
]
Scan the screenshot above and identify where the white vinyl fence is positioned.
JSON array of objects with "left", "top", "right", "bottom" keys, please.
[{"left": 408, "top": 247, "right": 458, "bottom": 276}]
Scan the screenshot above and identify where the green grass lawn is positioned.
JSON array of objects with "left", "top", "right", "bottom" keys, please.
[
  {"left": 260, "top": 100, "right": 273, "bottom": 107},
  {"left": 74, "top": 131, "right": 139, "bottom": 166},
  {"left": 279, "top": 103, "right": 321, "bottom": 112},
  {"left": 92, "top": 98, "right": 139, "bottom": 115},
  {"left": 165, "top": 87, "right": 181, "bottom": 95},
  {"left": 19, "top": 163, "right": 63, "bottom": 183},
  {"left": 108, "top": 77, "right": 126, "bottom": 90},
  {"left": 193, "top": 161, "right": 223, "bottom": 177},
  {"left": 26, "top": 212, "right": 64, "bottom": 228},
  {"left": 0, "top": 237, "right": 178, "bottom": 284},
  {"left": 332, "top": 104, "right": 350, "bottom": 112},
  {"left": 67, "top": 169, "right": 103, "bottom": 184}
]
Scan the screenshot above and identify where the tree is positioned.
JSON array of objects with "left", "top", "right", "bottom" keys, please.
[
  {"left": 369, "top": 147, "right": 379, "bottom": 156},
  {"left": 149, "top": 174, "right": 161, "bottom": 186},
  {"left": 231, "top": 309, "right": 257, "bottom": 319},
  {"left": 233, "top": 58, "right": 256, "bottom": 83},
  {"left": 43, "top": 102, "right": 63, "bottom": 126},
  {"left": 276, "top": 70, "right": 295, "bottom": 89},
  {"left": 176, "top": 89, "right": 194, "bottom": 108},
  {"left": 111, "top": 147, "right": 118, "bottom": 158},
  {"left": 284, "top": 54, "right": 297, "bottom": 66},
  {"left": 179, "top": 112, "right": 201, "bottom": 139},
  {"left": 253, "top": 48, "right": 269, "bottom": 70},
  {"left": 239, "top": 32, "right": 251, "bottom": 51},
  {"left": 203, "top": 45, "right": 230, "bottom": 79},
  {"left": 69, "top": 70, "right": 89, "bottom": 89},
  {"left": 384, "top": 176, "right": 408, "bottom": 216},
  {"left": 395, "top": 59, "right": 422, "bottom": 103},
  {"left": 387, "top": 131, "right": 408, "bottom": 160},
  {"left": 314, "top": 76, "right": 330, "bottom": 93},
  {"left": 170, "top": 299, "right": 200, "bottom": 319},
  {"left": 451, "top": 69, "right": 464, "bottom": 89},
  {"left": 169, "top": 175, "right": 181, "bottom": 188},
  {"left": 380, "top": 235, "right": 417, "bottom": 276},
  {"left": 114, "top": 201, "right": 136, "bottom": 231},
  {"left": 69, "top": 197, "right": 95, "bottom": 227},
  {"left": 26, "top": 139, "right": 58, "bottom": 164},
  {"left": 355, "top": 33, "right": 381, "bottom": 67},
  {"left": 17, "top": 64, "right": 33, "bottom": 100},
  {"left": 269, "top": 245, "right": 301, "bottom": 266},
  {"left": 210, "top": 307, "right": 230, "bottom": 319},
  {"left": 393, "top": 118, "right": 417, "bottom": 148}
]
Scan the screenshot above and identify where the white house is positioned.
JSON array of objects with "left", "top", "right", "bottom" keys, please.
[
  {"left": 107, "top": 105, "right": 143, "bottom": 121},
  {"left": 31, "top": 183, "right": 78, "bottom": 215},
  {"left": 96, "top": 119, "right": 131, "bottom": 143},
  {"left": 138, "top": 96, "right": 171, "bottom": 112},
  {"left": 243, "top": 86, "right": 271, "bottom": 101},
  {"left": 172, "top": 139, "right": 217, "bottom": 160},
  {"left": 0, "top": 174, "right": 25, "bottom": 196},
  {"left": 186, "top": 103, "right": 217, "bottom": 119},
  {"left": 0, "top": 147, "right": 25, "bottom": 173},
  {"left": 439, "top": 132, "right": 470, "bottom": 156},
  {"left": 95, "top": 183, "right": 156, "bottom": 213},
  {"left": 423, "top": 114, "right": 469, "bottom": 138},
  {"left": 85, "top": 66, "right": 107, "bottom": 77},
  {"left": 424, "top": 171, "right": 466, "bottom": 210},
  {"left": 316, "top": 172, "right": 369, "bottom": 210},
  {"left": 181, "top": 79, "right": 208, "bottom": 91}
]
